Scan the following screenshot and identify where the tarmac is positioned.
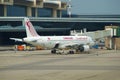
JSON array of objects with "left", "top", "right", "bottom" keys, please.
[{"left": 0, "top": 46, "right": 120, "bottom": 80}]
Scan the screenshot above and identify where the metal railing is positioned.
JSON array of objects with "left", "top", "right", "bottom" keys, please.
[{"left": 0, "top": 17, "right": 120, "bottom": 22}]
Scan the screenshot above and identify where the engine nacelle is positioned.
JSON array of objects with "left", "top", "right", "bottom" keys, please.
[{"left": 79, "top": 45, "right": 90, "bottom": 52}]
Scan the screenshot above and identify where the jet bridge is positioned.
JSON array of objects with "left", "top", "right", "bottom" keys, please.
[
  {"left": 71, "top": 26, "right": 120, "bottom": 50},
  {"left": 71, "top": 29, "right": 111, "bottom": 40}
]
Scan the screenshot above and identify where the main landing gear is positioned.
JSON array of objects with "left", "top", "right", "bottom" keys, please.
[
  {"left": 51, "top": 49, "right": 75, "bottom": 54},
  {"left": 51, "top": 49, "right": 56, "bottom": 54}
]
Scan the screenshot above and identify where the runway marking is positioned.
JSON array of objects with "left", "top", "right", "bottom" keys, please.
[
  {"left": 1, "top": 65, "right": 120, "bottom": 70},
  {"left": 0, "top": 50, "right": 120, "bottom": 71}
]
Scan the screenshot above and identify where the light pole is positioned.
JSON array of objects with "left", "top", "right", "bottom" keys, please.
[{"left": 67, "top": 0, "right": 72, "bottom": 18}]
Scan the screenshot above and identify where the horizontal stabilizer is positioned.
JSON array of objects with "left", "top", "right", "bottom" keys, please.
[{"left": 10, "top": 38, "right": 23, "bottom": 42}]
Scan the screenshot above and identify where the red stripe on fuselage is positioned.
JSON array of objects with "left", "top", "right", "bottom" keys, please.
[
  {"left": 76, "top": 37, "right": 88, "bottom": 40},
  {"left": 63, "top": 37, "right": 73, "bottom": 40}
]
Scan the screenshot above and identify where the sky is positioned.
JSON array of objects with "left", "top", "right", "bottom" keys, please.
[{"left": 62, "top": 0, "right": 120, "bottom": 15}]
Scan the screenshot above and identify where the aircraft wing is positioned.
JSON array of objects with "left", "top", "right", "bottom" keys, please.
[
  {"left": 59, "top": 42, "right": 79, "bottom": 49},
  {"left": 59, "top": 42, "right": 90, "bottom": 52},
  {"left": 10, "top": 38, "right": 23, "bottom": 42}
]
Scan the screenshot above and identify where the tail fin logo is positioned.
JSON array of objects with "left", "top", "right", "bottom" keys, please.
[
  {"left": 25, "top": 19, "right": 39, "bottom": 37},
  {"left": 26, "top": 21, "right": 32, "bottom": 33}
]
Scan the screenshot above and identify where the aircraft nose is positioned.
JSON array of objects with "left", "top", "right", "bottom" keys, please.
[
  {"left": 91, "top": 41, "right": 95, "bottom": 45},
  {"left": 89, "top": 37, "right": 95, "bottom": 46}
]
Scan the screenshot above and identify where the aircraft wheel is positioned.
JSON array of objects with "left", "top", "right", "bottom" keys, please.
[
  {"left": 69, "top": 51, "right": 74, "bottom": 54},
  {"left": 51, "top": 49, "right": 56, "bottom": 54}
]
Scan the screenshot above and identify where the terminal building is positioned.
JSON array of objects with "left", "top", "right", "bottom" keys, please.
[
  {"left": 0, "top": 0, "right": 67, "bottom": 17},
  {"left": 0, "top": 0, "right": 120, "bottom": 45}
]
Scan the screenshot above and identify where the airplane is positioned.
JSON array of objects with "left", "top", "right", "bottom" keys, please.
[{"left": 10, "top": 17, "right": 94, "bottom": 54}]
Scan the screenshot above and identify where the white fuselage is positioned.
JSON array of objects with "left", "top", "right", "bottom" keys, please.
[
  {"left": 23, "top": 36, "right": 94, "bottom": 49},
  {"left": 10, "top": 18, "right": 94, "bottom": 52}
]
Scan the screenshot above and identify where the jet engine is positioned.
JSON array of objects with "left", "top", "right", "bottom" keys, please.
[{"left": 78, "top": 45, "right": 90, "bottom": 52}]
